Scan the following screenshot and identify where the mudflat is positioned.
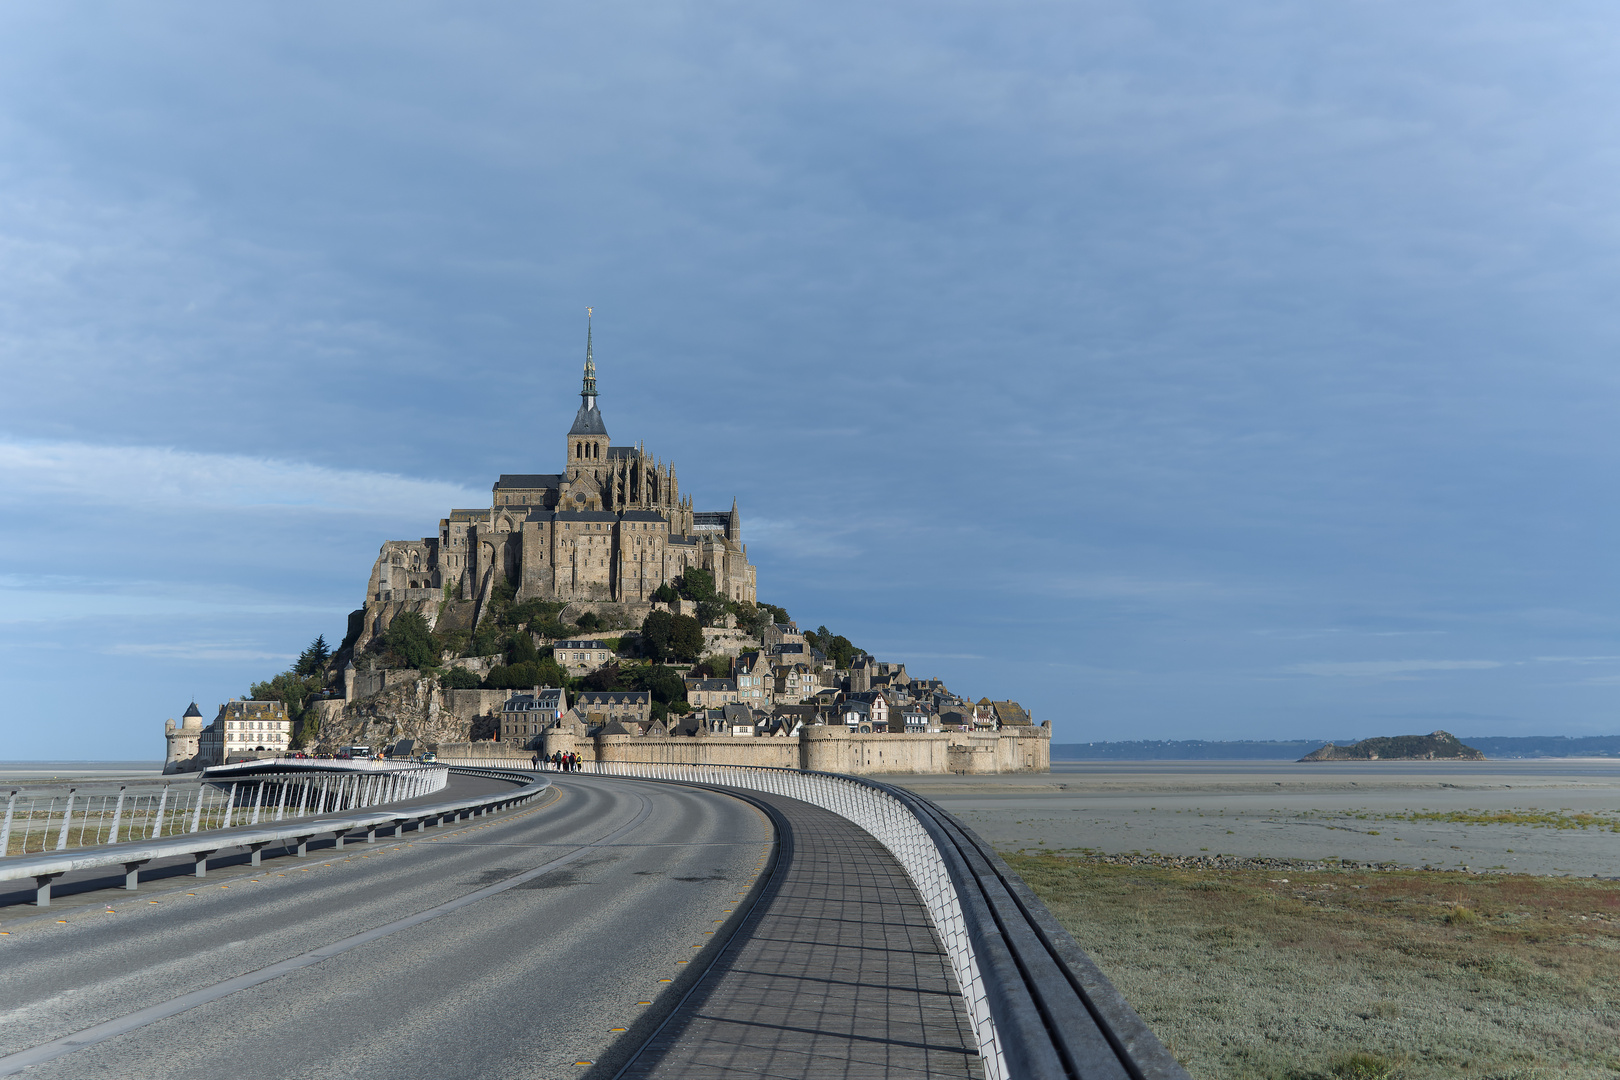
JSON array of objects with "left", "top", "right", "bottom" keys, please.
[{"left": 881, "top": 760, "right": 1620, "bottom": 877}]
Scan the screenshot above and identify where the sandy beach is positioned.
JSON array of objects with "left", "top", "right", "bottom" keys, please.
[{"left": 884, "top": 760, "right": 1620, "bottom": 877}]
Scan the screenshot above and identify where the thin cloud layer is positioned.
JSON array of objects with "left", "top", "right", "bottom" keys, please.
[{"left": 0, "top": 438, "right": 481, "bottom": 515}]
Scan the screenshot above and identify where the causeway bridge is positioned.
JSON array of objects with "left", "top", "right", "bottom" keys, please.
[{"left": 0, "top": 763, "right": 1187, "bottom": 1079}]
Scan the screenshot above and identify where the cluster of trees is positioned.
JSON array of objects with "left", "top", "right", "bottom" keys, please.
[
  {"left": 804, "top": 625, "right": 861, "bottom": 669},
  {"left": 248, "top": 634, "right": 335, "bottom": 746},
  {"left": 640, "top": 609, "right": 704, "bottom": 663}
]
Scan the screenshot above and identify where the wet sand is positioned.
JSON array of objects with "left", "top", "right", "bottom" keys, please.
[{"left": 882, "top": 760, "right": 1620, "bottom": 877}]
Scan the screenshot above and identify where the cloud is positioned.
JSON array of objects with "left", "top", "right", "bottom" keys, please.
[
  {"left": 0, "top": 437, "right": 482, "bottom": 516},
  {"left": 1286, "top": 659, "right": 1503, "bottom": 678},
  {"left": 107, "top": 641, "right": 296, "bottom": 663}
]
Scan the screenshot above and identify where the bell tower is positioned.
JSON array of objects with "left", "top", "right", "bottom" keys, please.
[{"left": 567, "top": 309, "right": 610, "bottom": 482}]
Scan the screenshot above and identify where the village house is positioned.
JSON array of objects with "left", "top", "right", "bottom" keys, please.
[
  {"left": 553, "top": 639, "right": 616, "bottom": 677},
  {"left": 685, "top": 677, "right": 740, "bottom": 708}
]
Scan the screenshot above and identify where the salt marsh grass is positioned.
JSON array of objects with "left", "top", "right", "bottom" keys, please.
[{"left": 1007, "top": 853, "right": 1620, "bottom": 1079}]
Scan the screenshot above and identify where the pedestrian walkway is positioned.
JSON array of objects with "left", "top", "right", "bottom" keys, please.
[{"left": 621, "top": 791, "right": 983, "bottom": 1079}]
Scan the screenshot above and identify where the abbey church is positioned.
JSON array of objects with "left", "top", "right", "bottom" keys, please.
[{"left": 358, "top": 322, "right": 757, "bottom": 649}]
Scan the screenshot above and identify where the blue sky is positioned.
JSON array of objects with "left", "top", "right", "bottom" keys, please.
[{"left": 4, "top": 2, "right": 1620, "bottom": 757}]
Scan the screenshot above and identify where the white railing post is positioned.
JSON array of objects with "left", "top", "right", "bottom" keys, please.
[
  {"left": 54, "top": 789, "right": 77, "bottom": 851},
  {"left": 189, "top": 788, "right": 205, "bottom": 833},
  {"left": 0, "top": 790, "right": 15, "bottom": 857},
  {"left": 109, "top": 787, "right": 127, "bottom": 844},
  {"left": 151, "top": 786, "right": 169, "bottom": 839},
  {"left": 222, "top": 783, "right": 240, "bottom": 828}
]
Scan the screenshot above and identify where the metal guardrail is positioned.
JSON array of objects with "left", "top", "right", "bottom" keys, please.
[
  {"left": 579, "top": 760, "right": 1190, "bottom": 1080},
  {"left": 1, "top": 763, "right": 449, "bottom": 858},
  {"left": 0, "top": 767, "right": 547, "bottom": 907}
]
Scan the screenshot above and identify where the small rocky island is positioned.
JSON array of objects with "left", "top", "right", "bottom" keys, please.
[{"left": 1300, "top": 730, "right": 1485, "bottom": 762}]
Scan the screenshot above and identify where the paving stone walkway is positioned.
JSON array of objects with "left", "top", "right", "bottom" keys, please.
[{"left": 621, "top": 791, "right": 983, "bottom": 1080}]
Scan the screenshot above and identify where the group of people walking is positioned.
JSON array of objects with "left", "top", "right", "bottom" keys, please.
[{"left": 532, "top": 751, "right": 582, "bottom": 772}]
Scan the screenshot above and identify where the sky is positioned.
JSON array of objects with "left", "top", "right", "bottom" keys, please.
[{"left": 3, "top": 2, "right": 1620, "bottom": 758}]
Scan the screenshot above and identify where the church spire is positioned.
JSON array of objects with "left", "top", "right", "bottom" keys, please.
[{"left": 581, "top": 307, "right": 598, "bottom": 407}]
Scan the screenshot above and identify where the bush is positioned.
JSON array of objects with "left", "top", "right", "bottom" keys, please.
[
  {"left": 575, "top": 611, "right": 602, "bottom": 632},
  {"left": 691, "top": 654, "right": 732, "bottom": 680},
  {"left": 442, "top": 666, "right": 481, "bottom": 690},
  {"left": 650, "top": 582, "right": 678, "bottom": 604},
  {"left": 466, "top": 622, "right": 503, "bottom": 659},
  {"left": 634, "top": 664, "right": 687, "bottom": 705},
  {"left": 805, "top": 625, "right": 861, "bottom": 669},
  {"left": 384, "top": 612, "right": 438, "bottom": 669},
  {"left": 484, "top": 656, "right": 567, "bottom": 690},
  {"left": 677, "top": 568, "right": 716, "bottom": 601},
  {"left": 508, "top": 632, "right": 539, "bottom": 667}
]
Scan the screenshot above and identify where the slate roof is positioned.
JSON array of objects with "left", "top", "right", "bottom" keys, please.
[
  {"left": 692, "top": 511, "right": 731, "bottom": 529},
  {"left": 554, "top": 640, "right": 611, "bottom": 650},
  {"left": 495, "top": 474, "right": 563, "bottom": 489},
  {"left": 183, "top": 702, "right": 202, "bottom": 718},
  {"left": 685, "top": 679, "right": 738, "bottom": 692},
  {"left": 992, "top": 700, "right": 1032, "bottom": 726},
  {"left": 504, "top": 688, "right": 566, "bottom": 711},
  {"left": 606, "top": 446, "right": 641, "bottom": 460},
  {"left": 621, "top": 510, "right": 667, "bottom": 523},
  {"left": 576, "top": 691, "right": 651, "bottom": 706},
  {"left": 527, "top": 510, "right": 621, "bottom": 523},
  {"left": 568, "top": 402, "right": 608, "bottom": 436}
]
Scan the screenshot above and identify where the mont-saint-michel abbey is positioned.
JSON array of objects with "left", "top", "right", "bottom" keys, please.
[
  {"left": 164, "top": 322, "right": 1047, "bottom": 776},
  {"left": 364, "top": 323, "right": 756, "bottom": 643}
]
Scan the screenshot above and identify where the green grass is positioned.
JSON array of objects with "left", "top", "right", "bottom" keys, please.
[{"left": 1006, "top": 853, "right": 1620, "bottom": 1079}]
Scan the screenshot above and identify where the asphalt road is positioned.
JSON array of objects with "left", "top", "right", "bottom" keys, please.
[{"left": 0, "top": 774, "right": 773, "bottom": 1080}]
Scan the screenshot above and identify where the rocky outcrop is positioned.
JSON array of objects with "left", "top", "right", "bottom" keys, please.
[
  {"left": 1301, "top": 731, "right": 1485, "bottom": 762},
  {"left": 310, "top": 676, "right": 507, "bottom": 754}
]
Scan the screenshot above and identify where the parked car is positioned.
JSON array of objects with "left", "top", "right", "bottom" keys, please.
[{"left": 420, "top": 751, "right": 438, "bottom": 763}]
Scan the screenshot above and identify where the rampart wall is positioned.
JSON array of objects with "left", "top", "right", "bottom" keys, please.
[{"left": 438, "top": 724, "right": 1050, "bottom": 774}]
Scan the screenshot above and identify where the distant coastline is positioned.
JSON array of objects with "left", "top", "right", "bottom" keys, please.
[{"left": 1053, "top": 735, "right": 1620, "bottom": 761}]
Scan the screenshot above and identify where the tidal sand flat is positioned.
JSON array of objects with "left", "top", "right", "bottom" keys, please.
[{"left": 886, "top": 760, "right": 1620, "bottom": 877}]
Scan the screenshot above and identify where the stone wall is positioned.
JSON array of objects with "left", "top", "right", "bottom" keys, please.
[{"left": 537, "top": 723, "right": 1050, "bottom": 775}]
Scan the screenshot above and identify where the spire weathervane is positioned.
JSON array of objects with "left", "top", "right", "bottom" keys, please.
[{"left": 582, "top": 307, "right": 598, "bottom": 405}]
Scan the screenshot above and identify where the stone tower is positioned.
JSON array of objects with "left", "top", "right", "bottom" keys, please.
[{"left": 163, "top": 701, "right": 206, "bottom": 774}]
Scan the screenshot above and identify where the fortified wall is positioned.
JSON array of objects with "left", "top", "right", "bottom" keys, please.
[{"left": 438, "top": 723, "right": 1051, "bottom": 775}]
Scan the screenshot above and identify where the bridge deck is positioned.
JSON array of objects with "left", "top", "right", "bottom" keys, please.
[{"left": 622, "top": 790, "right": 983, "bottom": 1080}]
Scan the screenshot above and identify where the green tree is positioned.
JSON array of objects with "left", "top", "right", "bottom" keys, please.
[
  {"left": 575, "top": 611, "right": 602, "bottom": 632},
  {"left": 384, "top": 612, "right": 438, "bottom": 669},
  {"left": 669, "top": 614, "right": 704, "bottom": 663},
  {"left": 806, "top": 625, "right": 861, "bottom": 668},
  {"left": 650, "top": 582, "right": 678, "bottom": 604},
  {"left": 508, "top": 632, "right": 539, "bottom": 667},
  {"left": 677, "top": 568, "right": 716, "bottom": 601},
  {"left": 249, "top": 671, "right": 324, "bottom": 730},
  {"left": 691, "top": 654, "right": 732, "bottom": 680},
  {"left": 295, "top": 634, "right": 331, "bottom": 677},
  {"left": 466, "top": 621, "right": 504, "bottom": 659},
  {"left": 631, "top": 664, "right": 687, "bottom": 706},
  {"left": 641, "top": 609, "right": 674, "bottom": 661},
  {"left": 695, "top": 599, "right": 728, "bottom": 627},
  {"left": 583, "top": 661, "right": 628, "bottom": 692},
  {"left": 441, "top": 666, "right": 481, "bottom": 690}
]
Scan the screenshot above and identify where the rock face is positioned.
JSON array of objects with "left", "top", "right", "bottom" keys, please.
[
  {"left": 1300, "top": 731, "right": 1485, "bottom": 762},
  {"left": 310, "top": 677, "right": 507, "bottom": 754}
]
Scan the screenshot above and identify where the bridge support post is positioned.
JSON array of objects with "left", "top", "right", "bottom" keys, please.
[
  {"left": 123, "top": 860, "right": 148, "bottom": 890},
  {"left": 34, "top": 872, "right": 62, "bottom": 906}
]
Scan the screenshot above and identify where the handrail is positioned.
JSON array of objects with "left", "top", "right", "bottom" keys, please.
[
  {"left": 0, "top": 768, "right": 548, "bottom": 907},
  {"left": 575, "top": 760, "right": 1189, "bottom": 1080}
]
